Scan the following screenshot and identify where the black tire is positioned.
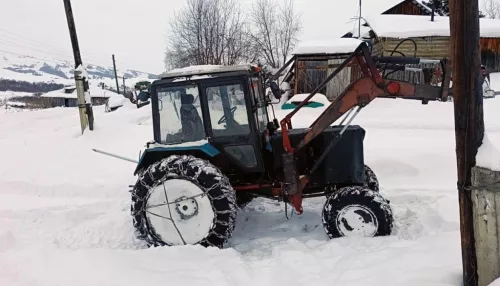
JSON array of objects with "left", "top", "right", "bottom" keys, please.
[
  {"left": 363, "top": 164, "right": 379, "bottom": 192},
  {"left": 236, "top": 192, "right": 255, "bottom": 209},
  {"left": 322, "top": 186, "right": 393, "bottom": 239},
  {"left": 131, "top": 155, "right": 237, "bottom": 248}
]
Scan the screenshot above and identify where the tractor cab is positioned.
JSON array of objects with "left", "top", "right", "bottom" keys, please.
[{"left": 137, "top": 64, "right": 282, "bottom": 180}]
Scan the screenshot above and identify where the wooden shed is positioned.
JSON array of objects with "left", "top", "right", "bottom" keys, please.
[
  {"left": 287, "top": 38, "right": 373, "bottom": 101},
  {"left": 362, "top": 14, "right": 500, "bottom": 72}
]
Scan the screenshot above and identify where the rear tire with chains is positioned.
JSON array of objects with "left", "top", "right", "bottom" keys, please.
[{"left": 131, "top": 155, "right": 237, "bottom": 248}]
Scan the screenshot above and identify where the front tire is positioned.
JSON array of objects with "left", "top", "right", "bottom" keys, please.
[
  {"left": 363, "top": 164, "right": 379, "bottom": 192},
  {"left": 322, "top": 186, "right": 393, "bottom": 239},
  {"left": 131, "top": 155, "right": 237, "bottom": 248}
]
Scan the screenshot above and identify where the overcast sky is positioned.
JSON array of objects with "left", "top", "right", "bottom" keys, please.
[{"left": 1, "top": 0, "right": 495, "bottom": 74}]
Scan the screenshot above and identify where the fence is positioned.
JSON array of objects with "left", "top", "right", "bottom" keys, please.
[{"left": 2, "top": 95, "right": 110, "bottom": 109}]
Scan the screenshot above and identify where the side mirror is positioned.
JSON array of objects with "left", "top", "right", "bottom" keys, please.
[{"left": 269, "top": 81, "right": 282, "bottom": 100}]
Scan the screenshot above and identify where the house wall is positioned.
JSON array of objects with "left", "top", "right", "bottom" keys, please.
[
  {"left": 380, "top": 36, "right": 450, "bottom": 59},
  {"left": 327, "top": 59, "right": 353, "bottom": 100},
  {"left": 379, "top": 36, "right": 500, "bottom": 73},
  {"left": 294, "top": 54, "right": 355, "bottom": 101}
]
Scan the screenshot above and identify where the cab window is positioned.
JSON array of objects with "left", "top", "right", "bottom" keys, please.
[
  {"left": 250, "top": 77, "right": 268, "bottom": 131},
  {"left": 206, "top": 82, "right": 250, "bottom": 137}
]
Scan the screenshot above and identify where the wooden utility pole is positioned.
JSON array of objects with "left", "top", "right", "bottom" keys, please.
[
  {"left": 63, "top": 0, "right": 93, "bottom": 133},
  {"left": 112, "top": 54, "right": 120, "bottom": 94},
  {"left": 449, "top": 0, "right": 485, "bottom": 285}
]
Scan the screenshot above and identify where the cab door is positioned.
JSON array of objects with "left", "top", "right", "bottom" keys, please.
[{"left": 201, "top": 76, "right": 264, "bottom": 173}]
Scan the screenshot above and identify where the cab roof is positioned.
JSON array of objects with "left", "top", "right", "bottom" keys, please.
[{"left": 159, "top": 64, "right": 258, "bottom": 80}]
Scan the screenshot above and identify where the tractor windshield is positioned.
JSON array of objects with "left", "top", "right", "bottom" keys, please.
[{"left": 156, "top": 84, "right": 206, "bottom": 144}]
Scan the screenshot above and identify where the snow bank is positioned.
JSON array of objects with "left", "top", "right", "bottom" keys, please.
[
  {"left": 364, "top": 14, "right": 500, "bottom": 39},
  {"left": 490, "top": 72, "right": 500, "bottom": 92},
  {"left": 107, "top": 96, "right": 127, "bottom": 109},
  {"left": 490, "top": 278, "right": 500, "bottom": 286},
  {"left": 477, "top": 134, "right": 500, "bottom": 171},
  {"left": 293, "top": 38, "right": 364, "bottom": 55}
]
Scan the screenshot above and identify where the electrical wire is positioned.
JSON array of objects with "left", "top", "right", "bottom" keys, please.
[
  {"left": 379, "top": 38, "right": 418, "bottom": 79},
  {"left": 0, "top": 28, "right": 112, "bottom": 61},
  {"left": 0, "top": 28, "right": 157, "bottom": 75}
]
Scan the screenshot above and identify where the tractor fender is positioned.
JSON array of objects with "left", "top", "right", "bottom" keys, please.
[{"left": 134, "top": 143, "right": 220, "bottom": 175}]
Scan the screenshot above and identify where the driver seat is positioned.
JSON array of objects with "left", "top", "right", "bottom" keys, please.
[{"left": 180, "top": 94, "right": 204, "bottom": 140}]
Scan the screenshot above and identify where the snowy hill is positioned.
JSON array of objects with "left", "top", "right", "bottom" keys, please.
[{"left": 0, "top": 52, "right": 159, "bottom": 89}]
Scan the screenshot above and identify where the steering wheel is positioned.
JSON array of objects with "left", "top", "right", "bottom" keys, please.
[{"left": 218, "top": 106, "right": 237, "bottom": 125}]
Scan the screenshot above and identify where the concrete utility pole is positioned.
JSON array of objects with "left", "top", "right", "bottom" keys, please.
[
  {"left": 112, "top": 54, "right": 120, "bottom": 95},
  {"left": 63, "top": 0, "right": 94, "bottom": 133},
  {"left": 358, "top": 0, "right": 362, "bottom": 38},
  {"left": 122, "top": 76, "right": 126, "bottom": 97},
  {"left": 449, "top": 0, "right": 485, "bottom": 285}
]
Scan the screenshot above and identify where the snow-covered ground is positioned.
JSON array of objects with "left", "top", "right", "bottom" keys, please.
[{"left": 1, "top": 83, "right": 500, "bottom": 285}]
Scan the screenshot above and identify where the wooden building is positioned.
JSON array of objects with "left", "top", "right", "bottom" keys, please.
[
  {"left": 285, "top": 38, "right": 370, "bottom": 101},
  {"left": 362, "top": 14, "right": 500, "bottom": 72},
  {"left": 284, "top": 0, "right": 500, "bottom": 102},
  {"left": 286, "top": 0, "right": 440, "bottom": 101},
  {"left": 342, "top": 0, "right": 500, "bottom": 72}
]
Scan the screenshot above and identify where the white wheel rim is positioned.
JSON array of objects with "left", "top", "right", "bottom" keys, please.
[
  {"left": 145, "top": 179, "right": 215, "bottom": 245},
  {"left": 335, "top": 204, "right": 378, "bottom": 237}
]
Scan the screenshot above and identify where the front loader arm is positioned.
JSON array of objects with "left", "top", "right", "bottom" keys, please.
[
  {"left": 291, "top": 44, "right": 451, "bottom": 151},
  {"left": 279, "top": 42, "right": 451, "bottom": 214},
  {"left": 296, "top": 77, "right": 387, "bottom": 150}
]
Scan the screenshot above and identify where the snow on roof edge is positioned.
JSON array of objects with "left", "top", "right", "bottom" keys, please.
[
  {"left": 160, "top": 64, "right": 254, "bottom": 79},
  {"left": 292, "top": 38, "right": 365, "bottom": 55},
  {"left": 412, "top": 0, "right": 433, "bottom": 13},
  {"left": 365, "top": 14, "right": 500, "bottom": 39}
]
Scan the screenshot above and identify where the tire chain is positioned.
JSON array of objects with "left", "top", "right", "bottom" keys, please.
[{"left": 131, "top": 155, "right": 237, "bottom": 248}]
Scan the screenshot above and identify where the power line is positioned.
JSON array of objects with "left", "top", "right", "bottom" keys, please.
[
  {"left": 0, "top": 28, "right": 159, "bottom": 75},
  {"left": 0, "top": 49, "right": 69, "bottom": 65},
  {"left": 0, "top": 37, "right": 113, "bottom": 67},
  {"left": 0, "top": 28, "right": 111, "bottom": 60}
]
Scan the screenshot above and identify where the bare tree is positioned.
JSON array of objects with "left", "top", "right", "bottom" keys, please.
[
  {"left": 250, "top": 0, "right": 302, "bottom": 69},
  {"left": 482, "top": 0, "right": 500, "bottom": 18},
  {"left": 164, "top": 0, "right": 260, "bottom": 70},
  {"left": 279, "top": 0, "right": 302, "bottom": 66}
]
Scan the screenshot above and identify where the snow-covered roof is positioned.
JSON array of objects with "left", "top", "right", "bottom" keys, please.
[
  {"left": 292, "top": 38, "right": 365, "bottom": 55},
  {"left": 365, "top": 14, "right": 500, "bottom": 39},
  {"left": 41, "top": 84, "right": 121, "bottom": 99},
  {"left": 160, "top": 64, "right": 255, "bottom": 79},
  {"left": 357, "top": 0, "right": 410, "bottom": 18},
  {"left": 411, "top": 0, "right": 433, "bottom": 14}
]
